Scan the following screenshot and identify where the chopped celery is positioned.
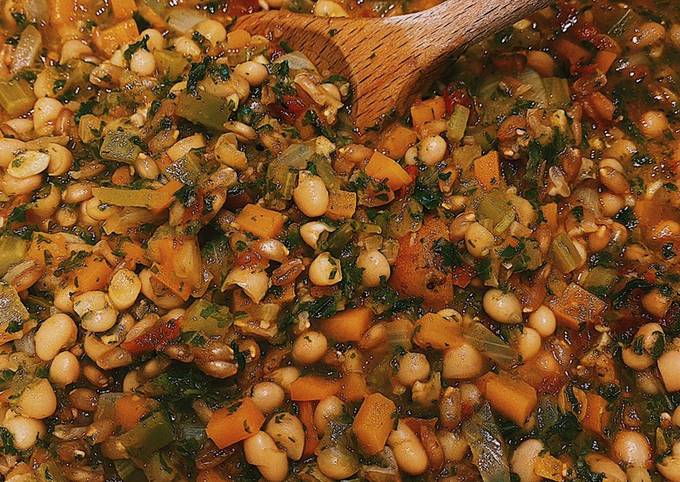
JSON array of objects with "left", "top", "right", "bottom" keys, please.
[
  {"left": 312, "top": 154, "right": 340, "bottom": 190},
  {"left": 517, "top": 69, "right": 548, "bottom": 107},
  {"left": 183, "top": 299, "right": 233, "bottom": 336},
  {"left": 582, "top": 266, "right": 619, "bottom": 297},
  {"left": 100, "top": 129, "right": 143, "bottom": 164},
  {"left": 118, "top": 411, "right": 174, "bottom": 461},
  {"left": 175, "top": 91, "right": 235, "bottom": 131},
  {"left": 0, "top": 78, "right": 36, "bottom": 116},
  {"left": 95, "top": 392, "right": 124, "bottom": 421},
  {"left": 453, "top": 143, "right": 483, "bottom": 172},
  {"left": 0, "top": 235, "right": 28, "bottom": 276},
  {"left": 607, "top": 7, "right": 642, "bottom": 39},
  {"left": 550, "top": 233, "right": 581, "bottom": 273},
  {"left": 477, "top": 190, "right": 515, "bottom": 234},
  {"left": 462, "top": 402, "right": 511, "bottom": 482},
  {"left": 318, "top": 222, "right": 354, "bottom": 256},
  {"left": 36, "top": 461, "right": 68, "bottom": 482},
  {"left": 114, "top": 460, "right": 148, "bottom": 482},
  {"left": 0, "top": 281, "right": 30, "bottom": 334},
  {"left": 463, "top": 322, "right": 520, "bottom": 370},
  {"left": 166, "top": 8, "right": 206, "bottom": 33},
  {"left": 11, "top": 25, "right": 42, "bottom": 74},
  {"left": 447, "top": 104, "right": 470, "bottom": 144},
  {"left": 154, "top": 50, "right": 189, "bottom": 80},
  {"left": 164, "top": 150, "right": 202, "bottom": 186},
  {"left": 543, "top": 77, "right": 571, "bottom": 109},
  {"left": 63, "top": 59, "right": 95, "bottom": 94},
  {"left": 266, "top": 142, "right": 315, "bottom": 207},
  {"left": 92, "top": 187, "right": 166, "bottom": 209},
  {"left": 477, "top": 80, "right": 513, "bottom": 125},
  {"left": 143, "top": 452, "right": 177, "bottom": 482}
]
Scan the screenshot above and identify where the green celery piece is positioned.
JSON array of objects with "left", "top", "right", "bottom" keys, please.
[
  {"left": 114, "top": 460, "right": 148, "bottom": 482},
  {"left": 143, "top": 452, "right": 177, "bottom": 482},
  {"left": 447, "top": 104, "right": 470, "bottom": 143},
  {"left": 543, "top": 77, "right": 571, "bottom": 109},
  {"left": 12, "top": 25, "right": 42, "bottom": 74},
  {"left": 118, "top": 411, "right": 174, "bottom": 462},
  {"left": 550, "top": 232, "right": 580, "bottom": 273},
  {"left": 63, "top": 59, "right": 95, "bottom": 93},
  {"left": 463, "top": 322, "right": 520, "bottom": 370},
  {"left": 182, "top": 299, "right": 233, "bottom": 336},
  {"left": 0, "top": 235, "right": 28, "bottom": 276},
  {"left": 0, "top": 79, "right": 36, "bottom": 116},
  {"left": 175, "top": 91, "right": 235, "bottom": 131},
  {"left": 477, "top": 190, "right": 515, "bottom": 234},
  {"left": 0, "top": 280, "right": 29, "bottom": 332},
  {"left": 154, "top": 50, "right": 189, "bottom": 80},
  {"left": 462, "top": 402, "right": 511, "bottom": 482},
  {"left": 517, "top": 68, "right": 548, "bottom": 107},
  {"left": 164, "top": 150, "right": 202, "bottom": 186},
  {"left": 36, "top": 461, "right": 68, "bottom": 482},
  {"left": 100, "top": 129, "right": 143, "bottom": 164},
  {"left": 582, "top": 266, "right": 619, "bottom": 296}
]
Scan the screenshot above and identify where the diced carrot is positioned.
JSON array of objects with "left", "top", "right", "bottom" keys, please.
[
  {"left": 589, "top": 92, "right": 615, "bottom": 121},
  {"left": 473, "top": 150, "right": 502, "bottom": 191},
  {"left": 326, "top": 190, "right": 357, "bottom": 220},
  {"left": 49, "top": 0, "right": 75, "bottom": 25},
  {"left": 341, "top": 372, "right": 367, "bottom": 402},
  {"left": 410, "top": 96, "right": 446, "bottom": 130},
  {"left": 152, "top": 266, "right": 193, "bottom": 300},
  {"left": 114, "top": 394, "right": 151, "bottom": 431},
  {"left": 582, "top": 392, "right": 609, "bottom": 435},
  {"left": 297, "top": 401, "right": 319, "bottom": 457},
  {"left": 290, "top": 376, "right": 340, "bottom": 401},
  {"left": 206, "top": 398, "right": 265, "bottom": 449},
  {"left": 379, "top": 125, "right": 418, "bottom": 159},
  {"left": 321, "top": 307, "right": 373, "bottom": 342},
  {"left": 553, "top": 38, "right": 592, "bottom": 74},
  {"left": 235, "top": 204, "right": 286, "bottom": 239},
  {"left": 26, "top": 232, "right": 69, "bottom": 268},
  {"left": 477, "top": 371, "right": 537, "bottom": 426},
  {"left": 111, "top": 0, "right": 136, "bottom": 19},
  {"left": 149, "top": 180, "right": 183, "bottom": 214},
  {"left": 352, "top": 393, "right": 396, "bottom": 455},
  {"left": 93, "top": 19, "right": 139, "bottom": 56},
  {"left": 72, "top": 254, "right": 113, "bottom": 293},
  {"left": 111, "top": 166, "right": 133, "bottom": 186},
  {"left": 594, "top": 50, "right": 617, "bottom": 74},
  {"left": 121, "top": 241, "right": 147, "bottom": 266},
  {"left": 549, "top": 282, "right": 607, "bottom": 330},
  {"left": 412, "top": 312, "right": 464, "bottom": 350},
  {"left": 365, "top": 151, "right": 412, "bottom": 191},
  {"left": 541, "top": 202, "right": 558, "bottom": 231}
]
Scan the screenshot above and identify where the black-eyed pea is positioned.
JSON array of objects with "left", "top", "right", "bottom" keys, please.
[
  {"left": 17, "top": 379, "right": 57, "bottom": 419},
  {"left": 268, "top": 366, "right": 300, "bottom": 393},
  {"left": 49, "top": 351, "right": 80, "bottom": 387},
  {"left": 611, "top": 430, "right": 651, "bottom": 468},
  {"left": 387, "top": 420, "right": 428, "bottom": 476},
  {"left": 108, "top": 269, "right": 141, "bottom": 311},
  {"left": 510, "top": 439, "right": 544, "bottom": 482},
  {"left": 0, "top": 138, "right": 25, "bottom": 168},
  {"left": 265, "top": 412, "right": 305, "bottom": 460},
  {"left": 292, "top": 330, "right": 328, "bottom": 365},
  {"left": 34, "top": 313, "right": 78, "bottom": 361},
  {"left": 314, "top": 395, "right": 345, "bottom": 434},
  {"left": 73, "top": 291, "right": 119, "bottom": 332},
  {"left": 317, "top": 445, "right": 360, "bottom": 479},
  {"left": 243, "top": 431, "right": 289, "bottom": 482},
  {"left": 308, "top": 252, "right": 342, "bottom": 286},
  {"left": 293, "top": 172, "right": 329, "bottom": 217},
  {"left": 483, "top": 289, "right": 522, "bottom": 324},
  {"left": 250, "top": 381, "right": 285, "bottom": 414},
  {"left": 1, "top": 415, "right": 46, "bottom": 450}
]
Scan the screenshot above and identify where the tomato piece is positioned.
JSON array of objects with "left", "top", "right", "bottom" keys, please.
[
  {"left": 443, "top": 85, "right": 472, "bottom": 115},
  {"left": 268, "top": 95, "right": 308, "bottom": 123},
  {"left": 227, "top": 0, "right": 260, "bottom": 17},
  {"left": 122, "top": 317, "right": 182, "bottom": 354},
  {"left": 451, "top": 265, "right": 474, "bottom": 288}
]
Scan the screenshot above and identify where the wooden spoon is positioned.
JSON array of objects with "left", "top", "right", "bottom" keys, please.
[{"left": 236, "top": 0, "right": 549, "bottom": 132}]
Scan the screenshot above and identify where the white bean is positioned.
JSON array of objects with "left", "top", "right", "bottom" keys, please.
[
  {"left": 483, "top": 289, "right": 522, "bottom": 324},
  {"left": 309, "top": 252, "right": 342, "bottom": 286},
  {"left": 243, "top": 431, "right": 289, "bottom": 482},
  {"left": 265, "top": 412, "right": 305, "bottom": 460},
  {"left": 34, "top": 313, "right": 78, "bottom": 361},
  {"left": 2, "top": 415, "right": 45, "bottom": 450},
  {"left": 292, "top": 330, "right": 328, "bottom": 365},
  {"left": 108, "top": 269, "right": 141, "bottom": 311},
  {"left": 388, "top": 420, "right": 428, "bottom": 475},
  {"left": 356, "top": 249, "right": 391, "bottom": 287},
  {"left": 250, "top": 382, "right": 285, "bottom": 414},
  {"left": 511, "top": 439, "right": 544, "bottom": 482},
  {"left": 17, "top": 379, "right": 57, "bottom": 419},
  {"left": 73, "top": 291, "right": 119, "bottom": 332},
  {"left": 293, "top": 172, "right": 329, "bottom": 217},
  {"left": 49, "top": 351, "right": 81, "bottom": 387}
]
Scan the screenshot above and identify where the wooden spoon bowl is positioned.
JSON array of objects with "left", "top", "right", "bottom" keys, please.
[{"left": 236, "top": 0, "right": 549, "bottom": 131}]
